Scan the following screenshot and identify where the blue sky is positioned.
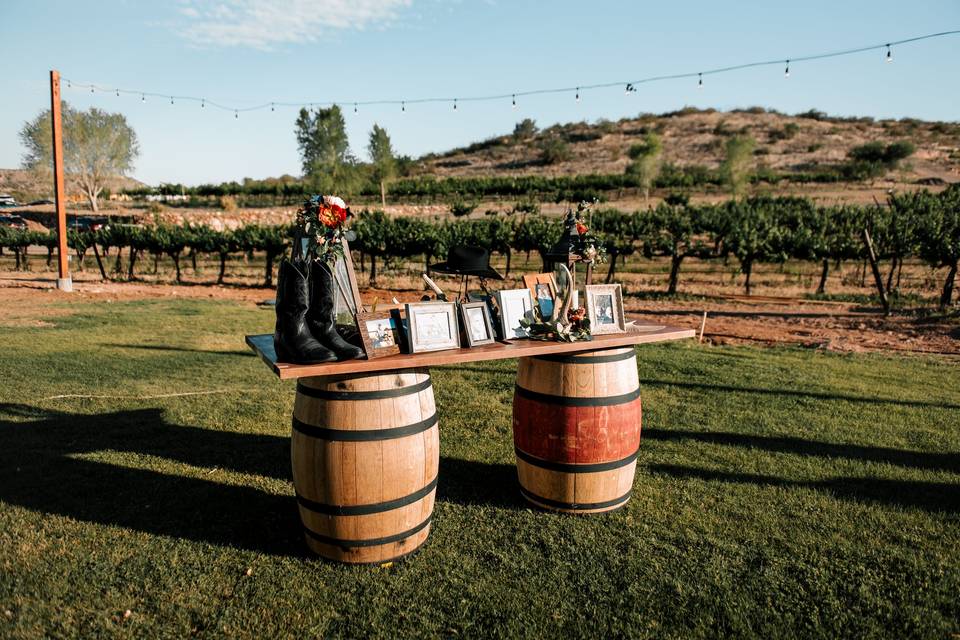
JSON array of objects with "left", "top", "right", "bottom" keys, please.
[{"left": 1, "top": 1, "right": 957, "bottom": 186}]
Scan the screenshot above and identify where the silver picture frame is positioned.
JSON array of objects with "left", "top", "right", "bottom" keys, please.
[
  {"left": 585, "top": 284, "right": 626, "bottom": 335},
  {"left": 404, "top": 302, "right": 461, "bottom": 353},
  {"left": 459, "top": 301, "right": 496, "bottom": 347}
]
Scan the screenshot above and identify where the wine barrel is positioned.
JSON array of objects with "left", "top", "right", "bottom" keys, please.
[
  {"left": 291, "top": 368, "right": 438, "bottom": 563},
  {"left": 512, "top": 347, "right": 641, "bottom": 514}
]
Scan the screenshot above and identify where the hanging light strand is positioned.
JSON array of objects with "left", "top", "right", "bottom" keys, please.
[{"left": 61, "top": 30, "right": 956, "bottom": 114}]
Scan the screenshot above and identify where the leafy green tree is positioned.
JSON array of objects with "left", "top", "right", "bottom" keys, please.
[
  {"left": 625, "top": 133, "right": 663, "bottom": 201},
  {"left": 721, "top": 135, "right": 755, "bottom": 198},
  {"left": 295, "top": 105, "right": 359, "bottom": 195},
  {"left": 539, "top": 137, "right": 572, "bottom": 165},
  {"left": 352, "top": 210, "right": 391, "bottom": 286},
  {"left": 368, "top": 124, "right": 397, "bottom": 207},
  {"left": 722, "top": 197, "right": 789, "bottom": 295},
  {"left": 513, "top": 118, "right": 538, "bottom": 140},
  {"left": 20, "top": 103, "right": 139, "bottom": 212},
  {"left": 642, "top": 201, "right": 709, "bottom": 294}
]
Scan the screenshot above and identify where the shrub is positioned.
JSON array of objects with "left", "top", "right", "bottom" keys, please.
[
  {"left": 219, "top": 195, "right": 239, "bottom": 212},
  {"left": 539, "top": 138, "right": 573, "bottom": 165}
]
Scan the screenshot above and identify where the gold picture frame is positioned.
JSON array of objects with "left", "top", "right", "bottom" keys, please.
[{"left": 585, "top": 284, "right": 626, "bottom": 335}]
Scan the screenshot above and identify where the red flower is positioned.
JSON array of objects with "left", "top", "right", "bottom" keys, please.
[
  {"left": 317, "top": 205, "right": 341, "bottom": 228},
  {"left": 568, "top": 306, "right": 586, "bottom": 323},
  {"left": 576, "top": 221, "right": 588, "bottom": 235},
  {"left": 331, "top": 204, "right": 347, "bottom": 223}
]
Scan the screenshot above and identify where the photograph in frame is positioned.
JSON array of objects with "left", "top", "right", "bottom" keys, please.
[
  {"left": 585, "top": 284, "right": 626, "bottom": 335},
  {"left": 356, "top": 311, "right": 402, "bottom": 359},
  {"left": 405, "top": 302, "right": 460, "bottom": 353},
  {"left": 459, "top": 301, "right": 496, "bottom": 347}
]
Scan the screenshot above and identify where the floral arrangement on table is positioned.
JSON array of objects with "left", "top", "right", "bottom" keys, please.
[
  {"left": 519, "top": 264, "right": 592, "bottom": 342},
  {"left": 296, "top": 195, "right": 351, "bottom": 265}
]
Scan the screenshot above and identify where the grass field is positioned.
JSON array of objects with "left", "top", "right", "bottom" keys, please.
[{"left": 1, "top": 297, "right": 958, "bottom": 638}]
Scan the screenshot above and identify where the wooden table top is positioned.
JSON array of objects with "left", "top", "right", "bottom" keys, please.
[{"left": 246, "top": 323, "right": 695, "bottom": 380}]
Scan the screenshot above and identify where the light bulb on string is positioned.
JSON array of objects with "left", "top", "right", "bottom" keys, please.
[
  {"left": 512, "top": 94, "right": 517, "bottom": 109},
  {"left": 271, "top": 102, "right": 274, "bottom": 112},
  {"left": 784, "top": 60, "right": 790, "bottom": 78},
  {"left": 886, "top": 44, "right": 892, "bottom": 62},
  {"left": 201, "top": 99, "right": 205, "bottom": 109},
  {"left": 698, "top": 73, "right": 703, "bottom": 89},
  {"left": 625, "top": 83, "right": 635, "bottom": 95},
  {"left": 401, "top": 101, "right": 406, "bottom": 112},
  {"left": 453, "top": 98, "right": 457, "bottom": 111},
  {"left": 67, "top": 80, "right": 71, "bottom": 89},
  {"left": 234, "top": 110, "right": 238, "bottom": 119},
  {"left": 141, "top": 93, "right": 145, "bottom": 103},
  {"left": 90, "top": 86, "right": 94, "bottom": 94},
  {"left": 353, "top": 103, "right": 358, "bottom": 114},
  {"left": 575, "top": 87, "right": 580, "bottom": 102},
  {"left": 170, "top": 96, "right": 174, "bottom": 105},
  {"left": 116, "top": 89, "right": 119, "bottom": 97}
]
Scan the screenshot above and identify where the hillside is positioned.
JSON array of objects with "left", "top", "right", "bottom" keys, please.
[{"left": 416, "top": 107, "right": 960, "bottom": 185}]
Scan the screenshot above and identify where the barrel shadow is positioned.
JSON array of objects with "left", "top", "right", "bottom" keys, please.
[
  {"left": 437, "top": 457, "right": 526, "bottom": 510},
  {"left": 0, "top": 403, "right": 303, "bottom": 556}
]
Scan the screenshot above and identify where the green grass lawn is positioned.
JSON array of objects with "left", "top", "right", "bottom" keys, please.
[{"left": 1, "top": 297, "right": 958, "bottom": 639}]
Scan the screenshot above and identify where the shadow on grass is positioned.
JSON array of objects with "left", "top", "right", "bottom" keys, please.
[
  {"left": 649, "top": 464, "right": 960, "bottom": 514},
  {"left": 640, "top": 379, "right": 960, "bottom": 411},
  {"left": 103, "top": 343, "right": 256, "bottom": 358},
  {"left": 644, "top": 428, "right": 960, "bottom": 474},
  {"left": 0, "top": 404, "right": 523, "bottom": 555}
]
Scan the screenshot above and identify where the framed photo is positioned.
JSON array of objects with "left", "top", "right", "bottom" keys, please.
[
  {"left": 495, "top": 288, "right": 534, "bottom": 340},
  {"left": 523, "top": 273, "right": 558, "bottom": 319},
  {"left": 405, "top": 302, "right": 461, "bottom": 353},
  {"left": 355, "top": 311, "right": 402, "bottom": 359},
  {"left": 585, "top": 284, "right": 626, "bottom": 335},
  {"left": 467, "top": 292, "right": 503, "bottom": 340},
  {"left": 459, "top": 301, "right": 495, "bottom": 347}
]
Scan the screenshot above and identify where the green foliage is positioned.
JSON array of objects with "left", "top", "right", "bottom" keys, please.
[
  {"left": 721, "top": 135, "right": 756, "bottom": 197},
  {"left": 367, "top": 124, "right": 397, "bottom": 203},
  {"left": 512, "top": 118, "right": 538, "bottom": 140},
  {"left": 19, "top": 102, "right": 139, "bottom": 212},
  {"left": 295, "top": 105, "right": 360, "bottom": 195},
  {"left": 844, "top": 141, "right": 916, "bottom": 179},
  {"left": 539, "top": 137, "right": 573, "bottom": 165},
  {"left": 625, "top": 133, "right": 663, "bottom": 199},
  {"left": 449, "top": 200, "right": 477, "bottom": 218}
]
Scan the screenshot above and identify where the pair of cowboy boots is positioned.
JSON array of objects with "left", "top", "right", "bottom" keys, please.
[{"left": 273, "top": 259, "right": 364, "bottom": 364}]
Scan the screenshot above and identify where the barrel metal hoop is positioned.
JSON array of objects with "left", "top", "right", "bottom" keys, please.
[
  {"left": 515, "top": 447, "right": 639, "bottom": 473},
  {"left": 303, "top": 515, "right": 432, "bottom": 549},
  {"left": 292, "top": 412, "right": 438, "bottom": 442},
  {"left": 519, "top": 487, "right": 632, "bottom": 511},
  {"left": 297, "top": 476, "right": 438, "bottom": 516},
  {"left": 297, "top": 377, "right": 431, "bottom": 401},
  {"left": 514, "top": 385, "right": 640, "bottom": 407},
  {"left": 532, "top": 349, "right": 636, "bottom": 365}
]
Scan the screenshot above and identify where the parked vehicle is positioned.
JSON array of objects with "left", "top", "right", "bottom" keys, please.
[
  {"left": 0, "top": 214, "right": 28, "bottom": 229},
  {"left": 72, "top": 216, "right": 105, "bottom": 232},
  {"left": 0, "top": 194, "right": 18, "bottom": 207}
]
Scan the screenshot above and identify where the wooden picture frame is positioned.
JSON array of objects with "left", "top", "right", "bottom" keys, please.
[
  {"left": 405, "top": 302, "right": 460, "bottom": 353},
  {"left": 459, "top": 301, "right": 496, "bottom": 347},
  {"left": 523, "top": 273, "right": 558, "bottom": 319},
  {"left": 467, "top": 292, "right": 503, "bottom": 340},
  {"left": 585, "top": 284, "right": 626, "bottom": 335},
  {"left": 356, "top": 311, "right": 402, "bottom": 359},
  {"left": 495, "top": 288, "right": 534, "bottom": 340}
]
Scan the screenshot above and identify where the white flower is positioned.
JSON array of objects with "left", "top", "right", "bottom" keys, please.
[{"left": 324, "top": 195, "right": 347, "bottom": 209}]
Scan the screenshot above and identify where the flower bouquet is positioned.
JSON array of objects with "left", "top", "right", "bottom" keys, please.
[
  {"left": 296, "top": 195, "right": 351, "bottom": 265},
  {"left": 518, "top": 264, "right": 592, "bottom": 342}
]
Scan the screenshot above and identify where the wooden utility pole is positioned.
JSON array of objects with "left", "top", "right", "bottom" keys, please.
[{"left": 50, "top": 70, "right": 72, "bottom": 292}]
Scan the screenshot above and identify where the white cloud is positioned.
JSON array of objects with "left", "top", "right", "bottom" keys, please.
[{"left": 175, "top": 0, "right": 414, "bottom": 49}]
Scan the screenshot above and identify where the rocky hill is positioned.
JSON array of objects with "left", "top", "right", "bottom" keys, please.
[
  {"left": 416, "top": 107, "right": 960, "bottom": 185},
  {"left": 0, "top": 169, "right": 147, "bottom": 203}
]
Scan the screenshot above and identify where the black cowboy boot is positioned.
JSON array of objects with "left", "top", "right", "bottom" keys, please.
[
  {"left": 274, "top": 259, "right": 337, "bottom": 364},
  {"left": 307, "top": 261, "right": 365, "bottom": 361}
]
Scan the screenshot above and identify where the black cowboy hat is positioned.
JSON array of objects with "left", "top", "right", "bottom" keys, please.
[{"left": 429, "top": 245, "right": 503, "bottom": 280}]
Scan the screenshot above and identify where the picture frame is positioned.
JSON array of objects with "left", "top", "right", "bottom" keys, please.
[
  {"left": 459, "top": 301, "right": 496, "bottom": 347},
  {"left": 404, "top": 302, "right": 461, "bottom": 353},
  {"left": 523, "top": 273, "right": 558, "bottom": 319},
  {"left": 467, "top": 292, "right": 503, "bottom": 340},
  {"left": 495, "top": 288, "right": 535, "bottom": 340},
  {"left": 355, "top": 311, "right": 402, "bottom": 359},
  {"left": 585, "top": 284, "right": 626, "bottom": 335}
]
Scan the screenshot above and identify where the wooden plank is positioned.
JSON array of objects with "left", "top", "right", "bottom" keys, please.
[
  {"left": 50, "top": 70, "right": 71, "bottom": 291},
  {"left": 246, "top": 324, "right": 695, "bottom": 380}
]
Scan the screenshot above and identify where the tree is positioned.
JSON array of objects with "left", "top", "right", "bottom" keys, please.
[
  {"left": 625, "top": 133, "right": 663, "bottom": 201},
  {"left": 720, "top": 135, "right": 755, "bottom": 198},
  {"left": 367, "top": 124, "right": 396, "bottom": 207},
  {"left": 513, "top": 118, "right": 538, "bottom": 140},
  {"left": 295, "top": 105, "right": 359, "bottom": 194},
  {"left": 19, "top": 103, "right": 139, "bottom": 212},
  {"left": 915, "top": 186, "right": 960, "bottom": 308},
  {"left": 643, "top": 200, "right": 708, "bottom": 294},
  {"left": 539, "top": 137, "right": 572, "bottom": 165}
]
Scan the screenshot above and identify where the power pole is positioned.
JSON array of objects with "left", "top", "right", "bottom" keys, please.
[{"left": 50, "top": 70, "right": 72, "bottom": 292}]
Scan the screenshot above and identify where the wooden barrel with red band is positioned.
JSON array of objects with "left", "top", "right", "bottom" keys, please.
[
  {"left": 512, "top": 347, "right": 641, "bottom": 514},
  {"left": 291, "top": 368, "right": 438, "bottom": 563}
]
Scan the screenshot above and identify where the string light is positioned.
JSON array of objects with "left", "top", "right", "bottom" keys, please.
[
  {"left": 202, "top": 99, "right": 205, "bottom": 108},
  {"left": 234, "top": 110, "right": 238, "bottom": 119},
  {"left": 59, "top": 30, "right": 957, "bottom": 118},
  {"left": 170, "top": 96, "right": 174, "bottom": 105}
]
